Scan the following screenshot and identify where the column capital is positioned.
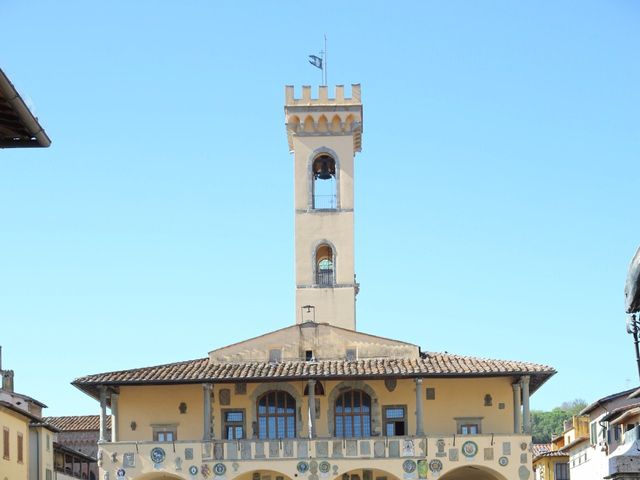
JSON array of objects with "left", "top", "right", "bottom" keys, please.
[
  {"left": 415, "top": 377, "right": 423, "bottom": 385},
  {"left": 520, "top": 375, "right": 530, "bottom": 385},
  {"left": 512, "top": 382, "right": 521, "bottom": 391}
]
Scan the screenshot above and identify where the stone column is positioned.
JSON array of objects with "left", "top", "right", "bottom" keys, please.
[
  {"left": 415, "top": 378, "right": 424, "bottom": 436},
  {"left": 110, "top": 393, "right": 119, "bottom": 442},
  {"left": 521, "top": 376, "right": 531, "bottom": 434},
  {"left": 308, "top": 379, "right": 316, "bottom": 438},
  {"left": 512, "top": 382, "right": 522, "bottom": 434},
  {"left": 99, "top": 386, "right": 107, "bottom": 442},
  {"left": 203, "top": 384, "right": 212, "bottom": 441}
]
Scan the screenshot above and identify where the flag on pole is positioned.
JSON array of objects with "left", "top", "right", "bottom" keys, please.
[{"left": 308, "top": 55, "right": 323, "bottom": 70}]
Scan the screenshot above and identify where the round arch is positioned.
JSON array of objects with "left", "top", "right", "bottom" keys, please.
[
  {"left": 249, "top": 382, "right": 303, "bottom": 438},
  {"left": 439, "top": 465, "right": 509, "bottom": 480},
  {"left": 307, "top": 147, "right": 341, "bottom": 210},
  {"left": 334, "top": 468, "right": 400, "bottom": 480},
  {"left": 311, "top": 239, "right": 338, "bottom": 287},
  {"left": 131, "top": 473, "right": 184, "bottom": 480},
  {"left": 326, "top": 381, "right": 380, "bottom": 436}
]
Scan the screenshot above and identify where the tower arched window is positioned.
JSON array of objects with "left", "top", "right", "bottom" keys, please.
[
  {"left": 257, "top": 391, "right": 296, "bottom": 439},
  {"left": 315, "top": 244, "right": 334, "bottom": 286},
  {"left": 334, "top": 389, "right": 371, "bottom": 438},
  {"left": 312, "top": 155, "right": 336, "bottom": 209}
]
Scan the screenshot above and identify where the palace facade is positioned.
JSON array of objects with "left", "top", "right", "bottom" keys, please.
[{"left": 72, "top": 85, "right": 555, "bottom": 480}]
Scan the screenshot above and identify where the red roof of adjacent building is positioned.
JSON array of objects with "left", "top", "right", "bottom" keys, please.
[{"left": 43, "top": 415, "right": 111, "bottom": 431}]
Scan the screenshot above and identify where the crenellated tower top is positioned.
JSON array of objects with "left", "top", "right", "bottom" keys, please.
[{"left": 284, "top": 84, "right": 363, "bottom": 152}]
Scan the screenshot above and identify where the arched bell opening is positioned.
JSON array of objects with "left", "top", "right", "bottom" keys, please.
[
  {"left": 312, "top": 154, "right": 337, "bottom": 209},
  {"left": 315, "top": 244, "right": 334, "bottom": 287},
  {"left": 439, "top": 465, "right": 509, "bottom": 480}
]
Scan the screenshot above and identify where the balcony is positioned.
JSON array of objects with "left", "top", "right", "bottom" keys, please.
[{"left": 98, "top": 434, "right": 532, "bottom": 479}]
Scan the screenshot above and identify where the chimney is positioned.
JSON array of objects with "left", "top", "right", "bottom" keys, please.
[{"left": 0, "top": 346, "right": 14, "bottom": 392}]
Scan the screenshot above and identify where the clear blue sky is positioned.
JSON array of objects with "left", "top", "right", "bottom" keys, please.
[{"left": 1, "top": 1, "right": 639, "bottom": 416}]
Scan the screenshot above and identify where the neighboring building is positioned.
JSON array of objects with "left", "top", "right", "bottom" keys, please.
[
  {"left": 0, "top": 67, "right": 51, "bottom": 148},
  {"left": 1, "top": 351, "right": 96, "bottom": 480},
  {"left": 1, "top": 353, "right": 58, "bottom": 480},
  {"left": 44, "top": 415, "right": 111, "bottom": 480},
  {"left": 0, "top": 400, "right": 57, "bottom": 480},
  {"left": 532, "top": 431, "right": 570, "bottom": 479},
  {"left": 72, "top": 85, "right": 556, "bottom": 480},
  {"left": 550, "top": 388, "right": 640, "bottom": 480}
]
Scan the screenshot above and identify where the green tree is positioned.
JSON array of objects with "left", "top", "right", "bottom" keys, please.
[{"left": 531, "top": 399, "right": 587, "bottom": 443}]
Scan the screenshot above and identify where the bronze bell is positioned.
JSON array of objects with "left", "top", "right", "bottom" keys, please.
[{"left": 315, "top": 159, "right": 333, "bottom": 180}]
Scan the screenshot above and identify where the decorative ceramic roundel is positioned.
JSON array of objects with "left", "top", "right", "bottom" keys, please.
[
  {"left": 319, "top": 461, "right": 331, "bottom": 473},
  {"left": 150, "top": 447, "right": 166, "bottom": 464},
  {"left": 428, "top": 460, "right": 442, "bottom": 473},
  {"left": 461, "top": 441, "right": 478, "bottom": 458},
  {"left": 116, "top": 469, "right": 125, "bottom": 478},
  {"left": 402, "top": 460, "right": 417, "bottom": 473},
  {"left": 189, "top": 466, "right": 199, "bottom": 476},
  {"left": 297, "top": 462, "right": 310, "bottom": 474},
  {"left": 498, "top": 457, "right": 509, "bottom": 467},
  {"left": 213, "top": 463, "right": 226, "bottom": 476}
]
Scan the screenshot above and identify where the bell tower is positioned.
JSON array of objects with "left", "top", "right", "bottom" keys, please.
[{"left": 285, "top": 84, "right": 363, "bottom": 331}]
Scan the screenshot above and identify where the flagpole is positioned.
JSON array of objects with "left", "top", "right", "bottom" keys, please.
[{"left": 323, "top": 35, "right": 327, "bottom": 86}]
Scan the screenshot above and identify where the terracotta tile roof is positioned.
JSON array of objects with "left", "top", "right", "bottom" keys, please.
[
  {"left": 72, "top": 351, "right": 555, "bottom": 399},
  {"left": 43, "top": 415, "right": 111, "bottom": 431},
  {"left": 532, "top": 443, "right": 551, "bottom": 457}
]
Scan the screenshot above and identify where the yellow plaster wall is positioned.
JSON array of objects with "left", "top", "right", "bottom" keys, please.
[
  {"left": 116, "top": 376, "right": 517, "bottom": 442},
  {"left": 0, "top": 407, "right": 30, "bottom": 480},
  {"left": 533, "top": 457, "right": 569, "bottom": 480},
  {"left": 420, "top": 377, "right": 514, "bottom": 434},
  {"left": 116, "top": 385, "right": 204, "bottom": 442},
  {"left": 32, "top": 425, "right": 55, "bottom": 480}
]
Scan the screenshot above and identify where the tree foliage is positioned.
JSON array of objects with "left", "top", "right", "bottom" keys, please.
[{"left": 531, "top": 399, "right": 587, "bottom": 444}]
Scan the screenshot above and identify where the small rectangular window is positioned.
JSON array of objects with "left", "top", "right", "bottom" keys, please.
[
  {"left": 425, "top": 388, "right": 436, "bottom": 400},
  {"left": 554, "top": 462, "right": 569, "bottom": 480},
  {"left": 306, "top": 350, "right": 314, "bottom": 361},
  {"left": 383, "top": 406, "right": 406, "bottom": 436},
  {"left": 17, "top": 432, "right": 23, "bottom": 463},
  {"left": 455, "top": 417, "right": 482, "bottom": 435},
  {"left": 224, "top": 410, "right": 245, "bottom": 439},
  {"left": 3, "top": 427, "right": 9, "bottom": 459},
  {"left": 269, "top": 349, "right": 282, "bottom": 363},
  {"left": 460, "top": 424, "right": 479, "bottom": 435},
  {"left": 152, "top": 425, "right": 177, "bottom": 442},
  {"left": 345, "top": 349, "right": 357, "bottom": 361}
]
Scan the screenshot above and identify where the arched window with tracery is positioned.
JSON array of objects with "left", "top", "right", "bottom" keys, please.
[
  {"left": 312, "top": 154, "right": 336, "bottom": 209},
  {"left": 257, "top": 391, "right": 296, "bottom": 439},
  {"left": 334, "top": 389, "right": 371, "bottom": 438},
  {"left": 315, "top": 244, "right": 334, "bottom": 286}
]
